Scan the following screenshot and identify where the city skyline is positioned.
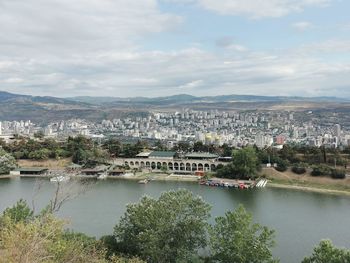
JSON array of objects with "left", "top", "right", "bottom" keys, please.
[{"left": 0, "top": 0, "right": 350, "bottom": 98}]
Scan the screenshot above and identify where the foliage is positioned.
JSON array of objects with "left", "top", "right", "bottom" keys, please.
[
  {"left": 291, "top": 165, "right": 307, "bottom": 175},
  {"left": 330, "top": 169, "right": 346, "bottom": 179},
  {"left": 231, "top": 147, "right": 261, "bottom": 179},
  {"left": 0, "top": 199, "right": 33, "bottom": 225},
  {"left": 302, "top": 240, "right": 350, "bottom": 263},
  {"left": 114, "top": 189, "right": 211, "bottom": 263},
  {"left": 215, "top": 147, "right": 261, "bottom": 180},
  {"left": 0, "top": 147, "right": 16, "bottom": 174},
  {"left": 33, "top": 131, "right": 45, "bottom": 139},
  {"left": 209, "top": 205, "right": 277, "bottom": 263},
  {"left": 274, "top": 157, "right": 288, "bottom": 172},
  {"left": 311, "top": 164, "right": 332, "bottom": 177},
  {"left": 102, "top": 139, "right": 122, "bottom": 157},
  {"left": 0, "top": 200, "right": 144, "bottom": 263},
  {"left": 216, "top": 163, "right": 236, "bottom": 179}
]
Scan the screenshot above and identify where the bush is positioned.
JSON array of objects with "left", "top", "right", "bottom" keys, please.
[
  {"left": 311, "top": 165, "right": 332, "bottom": 177},
  {"left": 330, "top": 169, "right": 346, "bottom": 179},
  {"left": 291, "top": 166, "right": 307, "bottom": 175},
  {"left": 274, "top": 158, "right": 288, "bottom": 172}
]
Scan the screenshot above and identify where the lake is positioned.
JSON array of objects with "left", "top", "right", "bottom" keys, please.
[{"left": 1, "top": 177, "right": 350, "bottom": 263}]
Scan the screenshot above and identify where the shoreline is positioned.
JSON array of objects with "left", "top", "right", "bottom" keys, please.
[
  {"left": 268, "top": 182, "right": 350, "bottom": 196},
  {"left": 3, "top": 173, "right": 350, "bottom": 196}
]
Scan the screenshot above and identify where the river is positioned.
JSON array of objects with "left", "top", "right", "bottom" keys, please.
[{"left": 1, "top": 177, "right": 350, "bottom": 263}]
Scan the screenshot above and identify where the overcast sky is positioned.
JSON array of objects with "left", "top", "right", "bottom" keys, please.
[{"left": 0, "top": 0, "right": 349, "bottom": 98}]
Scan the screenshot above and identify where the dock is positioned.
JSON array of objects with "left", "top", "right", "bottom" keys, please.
[{"left": 199, "top": 178, "right": 268, "bottom": 189}]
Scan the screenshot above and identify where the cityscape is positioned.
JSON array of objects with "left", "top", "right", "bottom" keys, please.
[
  {"left": 1, "top": 108, "right": 348, "bottom": 150},
  {"left": 1, "top": 0, "right": 350, "bottom": 262}
]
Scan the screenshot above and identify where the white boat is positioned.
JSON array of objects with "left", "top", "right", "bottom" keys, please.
[
  {"left": 97, "top": 172, "right": 108, "bottom": 180},
  {"left": 138, "top": 179, "right": 149, "bottom": 184},
  {"left": 50, "top": 176, "right": 70, "bottom": 182}
]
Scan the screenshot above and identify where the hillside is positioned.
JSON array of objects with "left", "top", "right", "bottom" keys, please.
[{"left": 1, "top": 90, "right": 350, "bottom": 123}]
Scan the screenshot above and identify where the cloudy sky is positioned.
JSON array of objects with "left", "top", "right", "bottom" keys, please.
[{"left": 0, "top": 0, "right": 349, "bottom": 98}]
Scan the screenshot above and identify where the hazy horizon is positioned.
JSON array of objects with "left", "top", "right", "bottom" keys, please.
[{"left": 0, "top": 0, "right": 349, "bottom": 98}]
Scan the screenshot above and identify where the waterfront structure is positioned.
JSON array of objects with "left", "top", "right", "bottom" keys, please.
[
  {"left": 115, "top": 151, "right": 223, "bottom": 173},
  {"left": 10, "top": 167, "right": 48, "bottom": 176}
]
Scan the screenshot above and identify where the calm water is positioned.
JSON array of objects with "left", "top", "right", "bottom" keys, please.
[{"left": 1, "top": 177, "right": 350, "bottom": 263}]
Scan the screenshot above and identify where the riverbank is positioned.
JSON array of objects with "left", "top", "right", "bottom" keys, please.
[
  {"left": 262, "top": 167, "right": 350, "bottom": 196},
  {"left": 108, "top": 172, "right": 200, "bottom": 182}
]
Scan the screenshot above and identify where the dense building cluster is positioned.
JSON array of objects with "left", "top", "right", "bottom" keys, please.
[{"left": 1, "top": 109, "right": 350, "bottom": 148}]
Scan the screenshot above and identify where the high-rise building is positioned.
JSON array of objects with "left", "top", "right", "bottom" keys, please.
[{"left": 334, "top": 124, "right": 341, "bottom": 138}]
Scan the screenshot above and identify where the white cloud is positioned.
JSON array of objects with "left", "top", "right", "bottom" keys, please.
[
  {"left": 292, "top": 21, "right": 313, "bottom": 31},
  {"left": 0, "top": 0, "right": 182, "bottom": 55},
  {"left": 165, "top": 0, "right": 331, "bottom": 18},
  {"left": 178, "top": 80, "right": 204, "bottom": 89},
  {"left": 0, "top": 0, "right": 349, "bottom": 98},
  {"left": 2, "top": 45, "right": 350, "bottom": 98}
]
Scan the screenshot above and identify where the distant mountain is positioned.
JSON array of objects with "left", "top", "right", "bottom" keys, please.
[
  {"left": 1, "top": 90, "right": 350, "bottom": 123},
  {"left": 0, "top": 91, "right": 100, "bottom": 123},
  {"left": 68, "top": 93, "right": 350, "bottom": 105},
  {"left": 0, "top": 91, "right": 82, "bottom": 105}
]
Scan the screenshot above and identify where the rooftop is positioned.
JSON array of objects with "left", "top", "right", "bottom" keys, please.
[
  {"left": 136, "top": 152, "right": 152, "bottom": 157},
  {"left": 148, "top": 151, "right": 177, "bottom": 158},
  {"left": 185, "top": 152, "right": 219, "bottom": 159},
  {"left": 15, "top": 167, "right": 48, "bottom": 172}
]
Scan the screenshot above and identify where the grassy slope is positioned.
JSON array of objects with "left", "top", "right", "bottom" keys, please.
[{"left": 261, "top": 167, "right": 350, "bottom": 195}]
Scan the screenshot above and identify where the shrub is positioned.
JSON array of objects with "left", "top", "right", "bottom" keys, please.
[
  {"left": 330, "top": 169, "right": 346, "bottom": 179},
  {"left": 311, "top": 165, "right": 332, "bottom": 177},
  {"left": 291, "top": 166, "right": 307, "bottom": 175},
  {"left": 274, "top": 158, "right": 288, "bottom": 172}
]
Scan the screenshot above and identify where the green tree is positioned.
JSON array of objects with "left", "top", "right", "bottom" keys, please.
[
  {"left": 0, "top": 147, "right": 16, "bottom": 174},
  {"left": 209, "top": 205, "right": 277, "bottom": 263},
  {"left": 0, "top": 199, "right": 33, "bottom": 224},
  {"left": 103, "top": 139, "right": 122, "bottom": 157},
  {"left": 232, "top": 147, "right": 261, "bottom": 179},
  {"left": 114, "top": 189, "right": 211, "bottom": 263},
  {"left": 302, "top": 240, "right": 350, "bottom": 263}
]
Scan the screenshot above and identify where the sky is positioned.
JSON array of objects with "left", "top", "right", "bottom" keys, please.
[{"left": 0, "top": 0, "right": 350, "bottom": 98}]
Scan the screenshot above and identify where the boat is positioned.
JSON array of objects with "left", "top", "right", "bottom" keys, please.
[
  {"left": 50, "top": 175, "right": 70, "bottom": 182},
  {"left": 138, "top": 179, "right": 149, "bottom": 184},
  {"left": 97, "top": 172, "right": 108, "bottom": 180}
]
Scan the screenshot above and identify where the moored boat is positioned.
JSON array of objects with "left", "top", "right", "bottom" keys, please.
[
  {"left": 138, "top": 179, "right": 149, "bottom": 184},
  {"left": 50, "top": 175, "right": 70, "bottom": 182}
]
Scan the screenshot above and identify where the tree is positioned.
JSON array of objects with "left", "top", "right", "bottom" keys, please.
[
  {"left": 0, "top": 199, "right": 145, "bottom": 263},
  {"left": 103, "top": 139, "right": 122, "bottom": 157},
  {"left": 302, "top": 240, "right": 350, "bottom": 263},
  {"left": 0, "top": 147, "right": 16, "bottom": 174},
  {"left": 114, "top": 189, "right": 211, "bottom": 263},
  {"left": 0, "top": 199, "right": 33, "bottom": 224},
  {"left": 209, "top": 205, "right": 277, "bottom": 263},
  {"left": 232, "top": 147, "right": 261, "bottom": 179}
]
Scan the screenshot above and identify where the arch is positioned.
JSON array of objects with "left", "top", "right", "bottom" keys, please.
[
  {"left": 180, "top": 163, "right": 185, "bottom": 171},
  {"left": 186, "top": 163, "right": 191, "bottom": 171},
  {"left": 174, "top": 162, "right": 179, "bottom": 171},
  {"left": 151, "top": 162, "right": 156, "bottom": 169},
  {"left": 125, "top": 161, "right": 129, "bottom": 166},
  {"left": 204, "top": 163, "right": 210, "bottom": 171},
  {"left": 135, "top": 161, "right": 139, "bottom": 166},
  {"left": 192, "top": 163, "right": 197, "bottom": 171},
  {"left": 130, "top": 161, "right": 134, "bottom": 166},
  {"left": 211, "top": 164, "right": 216, "bottom": 171},
  {"left": 146, "top": 161, "right": 150, "bottom": 168},
  {"left": 140, "top": 161, "right": 145, "bottom": 167},
  {"left": 162, "top": 162, "right": 168, "bottom": 167},
  {"left": 198, "top": 163, "right": 204, "bottom": 171},
  {"left": 157, "top": 162, "right": 162, "bottom": 169},
  {"left": 168, "top": 162, "right": 174, "bottom": 170}
]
